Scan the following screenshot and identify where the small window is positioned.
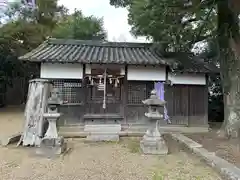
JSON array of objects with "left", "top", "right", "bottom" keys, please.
[
  {"left": 53, "top": 79, "right": 82, "bottom": 104},
  {"left": 128, "top": 81, "right": 153, "bottom": 104}
]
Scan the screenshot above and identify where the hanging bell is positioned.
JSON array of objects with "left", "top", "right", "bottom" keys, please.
[
  {"left": 109, "top": 78, "right": 112, "bottom": 84},
  {"left": 99, "top": 77, "right": 102, "bottom": 84}
]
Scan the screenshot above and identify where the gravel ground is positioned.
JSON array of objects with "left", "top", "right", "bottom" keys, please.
[
  {"left": 0, "top": 108, "right": 221, "bottom": 179},
  {"left": 0, "top": 138, "right": 221, "bottom": 180}
]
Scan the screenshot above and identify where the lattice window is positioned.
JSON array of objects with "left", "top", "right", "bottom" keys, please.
[
  {"left": 128, "top": 81, "right": 153, "bottom": 104},
  {"left": 52, "top": 79, "right": 83, "bottom": 104}
]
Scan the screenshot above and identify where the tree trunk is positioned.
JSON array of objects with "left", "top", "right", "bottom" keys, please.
[{"left": 217, "top": 0, "right": 240, "bottom": 138}]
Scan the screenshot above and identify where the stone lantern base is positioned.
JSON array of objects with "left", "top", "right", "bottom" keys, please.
[
  {"left": 140, "top": 89, "right": 168, "bottom": 155},
  {"left": 140, "top": 128, "right": 168, "bottom": 155},
  {"left": 36, "top": 137, "right": 67, "bottom": 158}
]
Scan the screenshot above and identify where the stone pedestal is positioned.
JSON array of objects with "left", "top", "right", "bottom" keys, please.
[
  {"left": 43, "top": 113, "right": 61, "bottom": 139},
  {"left": 36, "top": 88, "right": 67, "bottom": 157},
  {"left": 140, "top": 121, "right": 168, "bottom": 155},
  {"left": 140, "top": 89, "right": 168, "bottom": 155},
  {"left": 36, "top": 137, "right": 67, "bottom": 158}
]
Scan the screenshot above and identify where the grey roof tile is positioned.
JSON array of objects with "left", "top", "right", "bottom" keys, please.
[{"left": 19, "top": 38, "right": 218, "bottom": 73}]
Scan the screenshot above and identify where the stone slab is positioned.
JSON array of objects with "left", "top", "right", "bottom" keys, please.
[
  {"left": 84, "top": 124, "right": 121, "bottom": 142},
  {"left": 192, "top": 147, "right": 216, "bottom": 157},
  {"left": 193, "top": 147, "right": 240, "bottom": 180},
  {"left": 171, "top": 133, "right": 202, "bottom": 149},
  {"left": 170, "top": 133, "right": 240, "bottom": 180},
  {"left": 84, "top": 124, "right": 121, "bottom": 132},
  {"left": 140, "top": 139, "right": 168, "bottom": 155},
  {"left": 35, "top": 143, "right": 67, "bottom": 158}
]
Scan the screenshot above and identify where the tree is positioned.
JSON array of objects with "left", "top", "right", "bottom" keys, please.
[
  {"left": 197, "top": 40, "right": 223, "bottom": 123},
  {"left": 110, "top": 0, "right": 240, "bottom": 138},
  {"left": 51, "top": 10, "right": 106, "bottom": 40},
  {"left": 111, "top": 0, "right": 217, "bottom": 51},
  {"left": 1, "top": 0, "right": 66, "bottom": 52},
  {"left": 0, "top": 0, "right": 108, "bottom": 105},
  {"left": 216, "top": 0, "right": 240, "bottom": 138},
  {"left": 0, "top": 0, "right": 67, "bottom": 105}
]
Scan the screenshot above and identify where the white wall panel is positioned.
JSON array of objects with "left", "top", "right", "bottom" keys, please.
[
  {"left": 169, "top": 73, "right": 206, "bottom": 85},
  {"left": 40, "top": 63, "right": 83, "bottom": 79},
  {"left": 127, "top": 65, "right": 166, "bottom": 81},
  {"left": 85, "top": 64, "right": 125, "bottom": 75}
]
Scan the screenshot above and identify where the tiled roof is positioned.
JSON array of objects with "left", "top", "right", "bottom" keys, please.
[
  {"left": 19, "top": 39, "right": 169, "bottom": 65},
  {"left": 19, "top": 38, "right": 218, "bottom": 73},
  {"left": 163, "top": 52, "right": 219, "bottom": 73}
]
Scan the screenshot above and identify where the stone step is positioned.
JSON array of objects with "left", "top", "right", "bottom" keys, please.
[
  {"left": 84, "top": 124, "right": 121, "bottom": 132},
  {"left": 59, "top": 126, "right": 84, "bottom": 133},
  {"left": 84, "top": 124, "right": 121, "bottom": 142}
]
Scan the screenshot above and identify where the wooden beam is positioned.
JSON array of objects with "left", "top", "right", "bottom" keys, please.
[
  {"left": 82, "top": 64, "right": 88, "bottom": 117},
  {"left": 204, "top": 74, "right": 209, "bottom": 126},
  {"left": 123, "top": 65, "right": 128, "bottom": 124}
]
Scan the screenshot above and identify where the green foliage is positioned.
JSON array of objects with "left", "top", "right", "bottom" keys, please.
[
  {"left": 52, "top": 10, "right": 106, "bottom": 40},
  {"left": 110, "top": 0, "right": 132, "bottom": 7},
  {"left": 0, "top": 0, "right": 106, "bottom": 105},
  {"left": 111, "top": 0, "right": 217, "bottom": 51},
  {"left": 208, "top": 74, "right": 223, "bottom": 122},
  {"left": 110, "top": 0, "right": 224, "bottom": 122},
  {"left": 0, "top": 0, "right": 64, "bottom": 89},
  {"left": 197, "top": 40, "right": 223, "bottom": 121},
  {"left": 1, "top": 0, "right": 65, "bottom": 53}
]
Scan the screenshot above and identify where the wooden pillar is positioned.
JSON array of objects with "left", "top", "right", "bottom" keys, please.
[
  {"left": 204, "top": 74, "right": 209, "bottom": 127},
  {"left": 187, "top": 85, "right": 190, "bottom": 127},
  {"left": 123, "top": 65, "right": 128, "bottom": 124},
  {"left": 82, "top": 64, "right": 88, "bottom": 116}
]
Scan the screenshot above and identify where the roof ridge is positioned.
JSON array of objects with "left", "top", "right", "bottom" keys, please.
[{"left": 48, "top": 38, "right": 154, "bottom": 48}]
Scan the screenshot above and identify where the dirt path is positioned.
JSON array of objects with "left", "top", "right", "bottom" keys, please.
[
  {"left": 186, "top": 130, "right": 240, "bottom": 169},
  {"left": 0, "top": 139, "right": 221, "bottom": 180},
  {"left": 0, "top": 106, "right": 24, "bottom": 137}
]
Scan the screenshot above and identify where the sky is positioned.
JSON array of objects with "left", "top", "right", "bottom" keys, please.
[
  {"left": 0, "top": 0, "right": 147, "bottom": 42},
  {"left": 58, "top": 0, "right": 147, "bottom": 42}
]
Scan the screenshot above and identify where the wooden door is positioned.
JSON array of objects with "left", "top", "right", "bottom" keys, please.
[
  {"left": 165, "top": 84, "right": 189, "bottom": 125},
  {"left": 86, "top": 68, "right": 123, "bottom": 115}
]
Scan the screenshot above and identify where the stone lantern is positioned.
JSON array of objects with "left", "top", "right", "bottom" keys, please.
[
  {"left": 36, "top": 88, "right": 66, "bottom": 157},
  {"left": 140, "top": 89, "right": 168, "bottom": 155}
]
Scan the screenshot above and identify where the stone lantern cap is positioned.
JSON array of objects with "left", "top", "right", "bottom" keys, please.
[
  {"left": 48, "top": 88, "right": 63, "bottom": 105},
  {"left": 142, "top": 89, "right": 165, "bottom": 106}
]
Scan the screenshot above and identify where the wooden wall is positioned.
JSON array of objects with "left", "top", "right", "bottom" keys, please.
[
  {"left": 125, "top": 82, "right": 208, "bottom": 126},
  {"left": 55, "top": 80, "right": 208, "bottom": 127},
  {"left": 165, "top": 84, "right": 208, "bottom": 126}
]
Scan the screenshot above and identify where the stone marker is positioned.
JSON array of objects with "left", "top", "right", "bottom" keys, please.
[
  {"left": 36, "top": 88, "right": 66, "bottom": 158},
  {"left": 140, "top": 89, "right": 168, "bottom": 155}
]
